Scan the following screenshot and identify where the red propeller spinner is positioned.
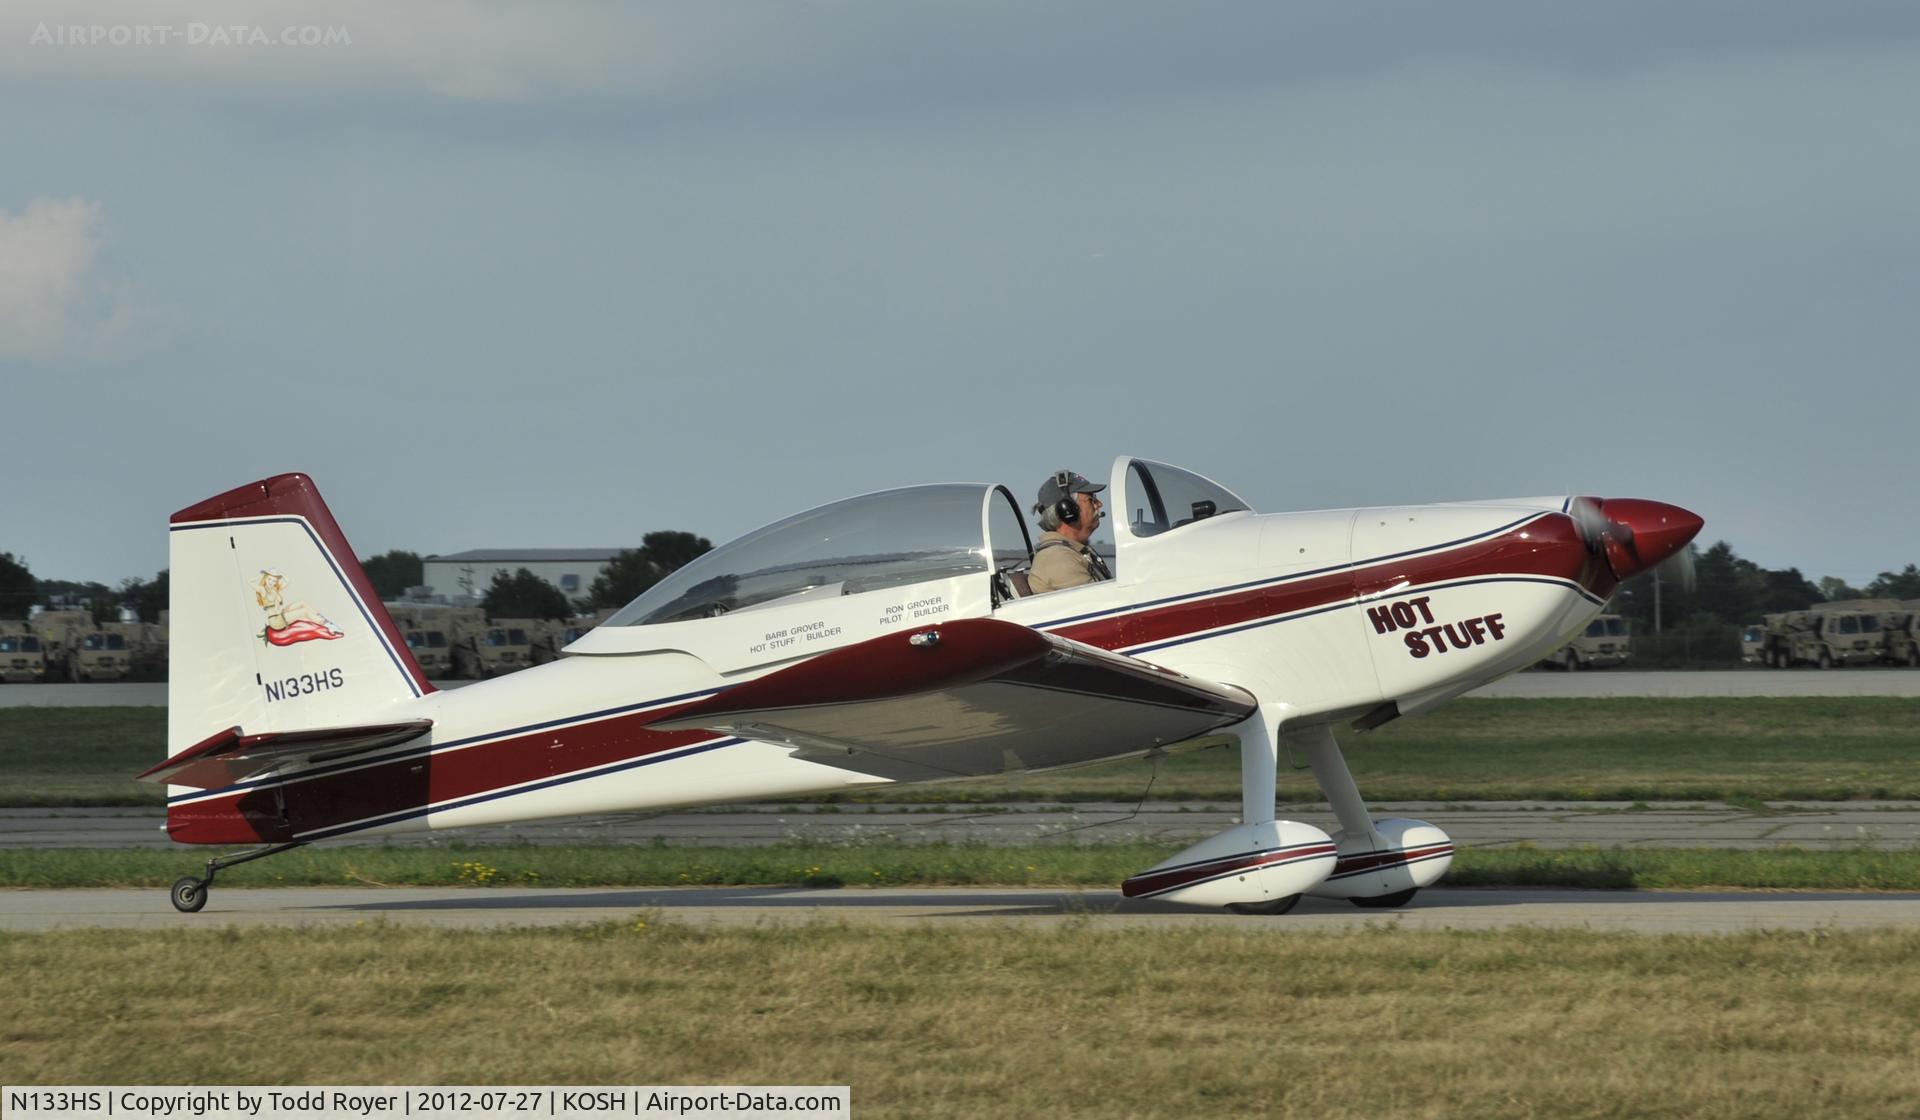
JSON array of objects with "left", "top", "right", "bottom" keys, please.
[{"left": 1569, "top": 498, "right": 1705, "bottom": 581}]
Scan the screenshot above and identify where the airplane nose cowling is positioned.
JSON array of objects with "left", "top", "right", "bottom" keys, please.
[{"left": 1595, "top": 499, "right": 1704, "bottom": 580}]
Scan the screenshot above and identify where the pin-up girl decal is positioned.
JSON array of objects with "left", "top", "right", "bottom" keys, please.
[{"left": 252, "top": 569, "right": 344, "bottom": 646}]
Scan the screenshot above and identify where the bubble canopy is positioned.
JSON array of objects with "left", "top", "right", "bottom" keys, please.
[{"left": 606, "top": 484, "right": 1024, "bottom": 627}]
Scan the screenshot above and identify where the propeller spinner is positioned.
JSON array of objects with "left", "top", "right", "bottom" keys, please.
[{"left": 1569, "top": 497, "right": 1703, "bottom": 582}]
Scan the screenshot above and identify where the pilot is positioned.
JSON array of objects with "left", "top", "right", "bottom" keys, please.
[{"left": 1028, "top": 470, "right": 1114, "bottom": 594}]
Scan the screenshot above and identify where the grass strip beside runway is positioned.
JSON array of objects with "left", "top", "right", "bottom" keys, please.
[
  {"left": 5, "top": 697, "right": 1917, "bottom": 806},
  {"left": 7, "top": 842, "right": 1920, "bottom": 890},
  {"left": 4, "top": 922, "right": 1919, "bottom": 1118}
]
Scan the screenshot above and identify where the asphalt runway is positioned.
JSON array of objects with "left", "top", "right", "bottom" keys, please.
[
  {"left": 10, "top": 801, "right": 1920, "bottom": 850},
  {"left": 5, "top": 884, "right": 1918, "bottom": 934},
  {"left": 4, "top": 669, "right": 1920, "bottom": 707}
]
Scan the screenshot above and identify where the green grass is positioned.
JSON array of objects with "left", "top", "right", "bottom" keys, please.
[
  {"left": 8, "top": 841, "right": 1920, "bottom": 891},
  {"left": 0, "top": 707, "right": 164, "bottom": 805},
  {"left": 6, "top": 922, "right": 1920, "bottom": 1117},
  {"left": 4, "top": 697, "right": 1917, "bottom": 806}
]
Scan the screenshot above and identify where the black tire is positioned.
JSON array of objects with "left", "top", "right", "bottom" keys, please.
[
  {"left": 1818, "top": 649, "right": 1833, "bottom": 670},
  {"left": 1227, "top": 894, "right": 1301, "bottom": 916},
  {"left": 1907, "top": 648, "right": 1919, "bottom": 668},
  {"left": 1350, "top": 888, "right": 1420, "bottom": 909},
  {"left": 1564, "top": 649, "right": 1580, "bottom": 672},
  {"left": 170, "top": 877, "right": 208, "bottom": 913}
]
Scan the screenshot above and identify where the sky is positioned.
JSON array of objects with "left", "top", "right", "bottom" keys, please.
[{"left": 3, "top": 2, "right": 1917, "bottom": 591}]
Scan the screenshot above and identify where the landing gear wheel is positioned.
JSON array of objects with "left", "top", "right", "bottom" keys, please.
[
  {"left": 1227, "top": 894, "right": 1301, "bottom": 916},
  {"left": 1350, "top": 888, "right": 1419, "bottom": 909},
  {"left": 170, "top": 877, "right": 208, "bottom": 913}
]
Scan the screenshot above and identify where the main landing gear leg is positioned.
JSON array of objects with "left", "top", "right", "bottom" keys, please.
[
  {"left": 1120, "top": 705, "right": 1337, "bottom": 913},
  {"left": 1224, "top": 708, "right": 1301, "bottom": 916},
  {"left": 1293, "top": 723, "right": 1384, "bottom": 850},
  {"left": 1292, "top": 723, "right": 1443, "bottom": 909},
  {"left": 170, "top": 841, "right": 309, "bottom": 913}
]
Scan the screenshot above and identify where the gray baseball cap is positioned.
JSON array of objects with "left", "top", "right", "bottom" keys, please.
[{"left": 1037, "top": 470, "right": 1106, "bottom": 509}]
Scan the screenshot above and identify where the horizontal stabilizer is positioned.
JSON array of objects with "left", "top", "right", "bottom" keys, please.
[
  {"left": 648, "top": 618, "right": 1254, "bottom": 781},
  {"left": 138, "top": 719, "right": 433, "bottom": 789}
]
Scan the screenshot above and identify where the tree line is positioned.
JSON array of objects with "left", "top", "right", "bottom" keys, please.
[
  {"left": 1609, "top": 544, "right": 1920, "bottom": 665},
  {"left": 0, "top": 553, "right": 168, "bottom": 624},
  {"left": 0, "top": 533, "right": 715, "bottom": 626}
]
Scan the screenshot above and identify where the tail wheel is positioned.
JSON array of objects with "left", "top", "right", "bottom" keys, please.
[
  {"left": 1350, "top": 888, "right": 1420, "bottom": 909},
  {"left": 170, "top": 877, "right": 208, "bottom": 913},
  {"left": 1227, "top": 895, "right": 1301, "bottom": 916}
]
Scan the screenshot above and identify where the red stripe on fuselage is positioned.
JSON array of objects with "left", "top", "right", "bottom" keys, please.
[
  {"left": 1054, "top": 511, "right": 1606, "bottom": 649},
  {"left": 168, "top": 511, "right": 1605, "bottom": 844},
  {"left": 165, "top": 699, "right": 722, "bottom": 844}
]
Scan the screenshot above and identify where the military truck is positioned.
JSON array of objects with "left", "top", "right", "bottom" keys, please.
[
  {"left": 70, "top": 626, "right": 138, "bottom": 681},
  {"left": 129, "top": 619, "right": 169, "bottom": 679},
  {"left": 1545, "top": 613, "right": 1631, "bottom": 670},
  {"left": 28, "top": 609, "right": 102, "bottom": 682},
  {"left": 538, "top": 609, "right": 614, "bottom": 664},
  {"left": 1881, "top": 601, "right": 1920, "bottom": 667},
  {"left": 386, "top": 605, "right": 456, "bottom": 680},
  {"left": 1758, "top": 600, "right": 1897, "bottom": 668},
  {"left": 0, "top": 621, "right": 47, "bottom": 682},
  {"left": 454, "top": 618, "right": 538, "bottom": 679},
  {"left": 385, "top": 603, "right": 483, "bottom": 681},
  {"left": 1740, "top": 624, "right": 1767, "bottom": 665}
]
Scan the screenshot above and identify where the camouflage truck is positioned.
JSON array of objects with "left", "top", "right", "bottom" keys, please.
[
  {"left": 385, "top": 603, "right": 483, "bottom": 681},
  {"left": 0, "top": 621, "right": 47, "bottom": 682},
  {"left": 454, "top": 617, "right": 539, "bottom": 679},
  {"left": 1880, "top": 600, "right": 1920, "bottom": 668},
  {"left": 1741, "top": 623, "right": 1767, "bottom": 665},
  {"left": 539, "top": 609, "right": 615, "bottom": 664},
  {"left": 129, "top": 619, "right": 169, "bottom": 679},
  {"left": 386, "top": 604, "right": 456, "bottom": 680},
  {"left": 28, "top": 609, "right": 104, "bottom": 682},
  {"left": 71, "top": 624, "right": 141, "bottom": 681},
  {"left": 527, "top": 617, "right": 571, "bottom": 665},
  {"left": 1544, "top": 613, "right": 1631, "bottom": 670},
  {"left": 1758, "top": 600, "right": 1898, "bottom": 668}
]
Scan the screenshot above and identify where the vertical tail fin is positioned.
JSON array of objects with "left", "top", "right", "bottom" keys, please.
[{"left": 167, "top": 473, "right": 434, "bottom": 756}]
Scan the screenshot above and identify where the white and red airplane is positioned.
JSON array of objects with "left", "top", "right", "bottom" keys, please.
[{"left": 143, "top": 458, "right": 1700, "bottom": 914}]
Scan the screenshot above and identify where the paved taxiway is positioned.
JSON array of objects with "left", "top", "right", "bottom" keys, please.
[{"left": 5, "top": 885, "right": 1919, "bottom": 934}]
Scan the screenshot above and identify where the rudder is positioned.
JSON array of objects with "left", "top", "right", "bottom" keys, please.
[{"left": 167, "top": 473, "right": 434, "bottom": 758}]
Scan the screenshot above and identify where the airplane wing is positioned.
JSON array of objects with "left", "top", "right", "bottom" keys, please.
[
  {"left": 648, "top": 618, "right": 1254, "bottom": 781},
  {"left": 137, "top": 720, "right": 433, "bottom": 789}
]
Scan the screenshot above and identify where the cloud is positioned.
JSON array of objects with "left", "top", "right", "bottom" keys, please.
[{"left": 0, "top": 196, "right": 144, "bottom": 363}]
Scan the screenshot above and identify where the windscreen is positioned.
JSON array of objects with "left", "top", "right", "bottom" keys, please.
[
  {"left": 1123, "top": 460, "right": 1251, "bottom": 538},
  {"left": 609, "top": 485, "right": 991, "bottom": 627}
]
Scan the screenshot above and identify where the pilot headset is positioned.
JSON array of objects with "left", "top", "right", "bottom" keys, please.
[{"left": 1052, "top": 470, "right": 1082, "bottom": 527}]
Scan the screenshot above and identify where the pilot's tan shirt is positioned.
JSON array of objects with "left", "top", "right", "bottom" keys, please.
[{"left": 1028, "top": 531, "right": 1101, "bottom": 594}]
